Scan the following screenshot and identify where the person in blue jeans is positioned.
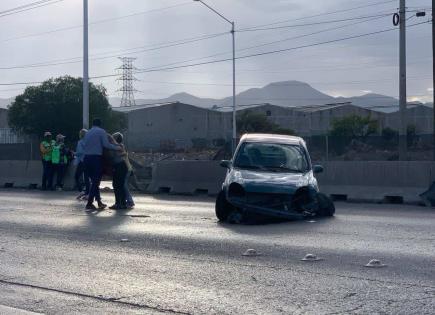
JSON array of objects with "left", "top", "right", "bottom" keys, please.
[
  {"left": 82, "top": 118, "right": 121, "bottom": 211},
  {"left": 109, "top": 132, "right": 135, "bottom": 210},
  {"left": 74, "top": 129, "right": 90, "bottom": 200}
]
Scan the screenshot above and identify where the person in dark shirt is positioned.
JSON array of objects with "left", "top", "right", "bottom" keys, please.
[{"left": 82, "top": 118, "right": 121, "bottom": 211}]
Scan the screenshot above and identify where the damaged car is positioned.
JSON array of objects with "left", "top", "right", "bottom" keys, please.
[{"left": 216, "top": 134, "right": 335, "bottom": 222}]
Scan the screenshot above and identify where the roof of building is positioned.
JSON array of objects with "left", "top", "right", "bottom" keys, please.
[
  {"left": 113, "top": 102, "right": 179, "bottom": 113},
  {"left": 292, "top": 102, "right": 352, "bottom": 113},
  {"left": 113, "top": 101, "right": 213, "bottom": 113},
  {"left": 214, "top": 102, "right": 355, "bottom": 113}
]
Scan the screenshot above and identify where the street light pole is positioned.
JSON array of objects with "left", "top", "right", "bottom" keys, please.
[
  {"left": 193, "top": 0, "right": 237, "bottom": 153},
  {"left": 433, "top": 0, "right": 435, "bottom": 160},
  {"left": 83, "top": 0, "right": 89, "bottom": 129},
  {"left": 231, "top": 21, "right": 236, "bottom": 152},
  {"left": 399, "top": 0, "right": 407, "bottom": 161}
]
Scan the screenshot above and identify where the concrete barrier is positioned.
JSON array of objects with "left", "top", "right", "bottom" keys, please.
[
  {"left": 0, "top": 160, "right": 75, "bottom": 189},
  {"left": 315, "top": 161, "right": 435, "bottom": 203},
  {"left": 148, "top": 160, "right": 434, "bottom": 202},
  {"left": 147, "top": 160, "right": 226, "bottom": 195}
]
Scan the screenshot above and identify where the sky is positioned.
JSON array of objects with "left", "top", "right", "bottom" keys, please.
[{"left": 0, "top": 0, "right": 432, "bottom": 103}]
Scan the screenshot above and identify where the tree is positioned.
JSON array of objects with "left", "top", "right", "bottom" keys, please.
[
  {"left": 8, "top": 76, "right": 125, "bottom": 142},
  {"left": 237, "top": 110, "right": 295, "bottom": 135},
  {"left": 330, "top": 115, "right": 378, "bottom": 138}
]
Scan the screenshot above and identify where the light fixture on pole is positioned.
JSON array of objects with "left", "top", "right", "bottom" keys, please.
[{"left": 193, "top": 0, "right": 237, "bottom": 152}]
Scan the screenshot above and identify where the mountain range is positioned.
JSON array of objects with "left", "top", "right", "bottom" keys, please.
[
  {"left": 1, "top": 81, "right": 430, "bottom": 113},
  {"left": 110, "top": 81, "right": 427, "bottom": 113}
]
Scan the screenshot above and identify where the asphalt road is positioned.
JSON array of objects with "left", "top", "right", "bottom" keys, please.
[{"left": 0, "top": 189, "right": 434, "bottom": 315}]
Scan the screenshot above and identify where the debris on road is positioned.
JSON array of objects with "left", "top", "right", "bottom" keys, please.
[
  {"left": 120, "top": 239, "right": 130, "bottom": 243},
  {"left": 301, "top": 253, "right": 323, "bottom": 262},
  {"left": 242, "top": 249, "right": 261, "bottom": 257},
  {"left": 365, "top": 259, "right": 387, "bottom": 268}
]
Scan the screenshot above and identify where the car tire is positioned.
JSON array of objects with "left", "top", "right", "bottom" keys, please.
[
  {"left": 317, "top": 193, "right": 335, "bottom": 217},
  {"left": 215, "top": 190, "right": 233, "bottom": 221}
]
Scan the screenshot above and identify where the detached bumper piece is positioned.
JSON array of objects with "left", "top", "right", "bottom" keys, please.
[{"left": 228, "top": 191, "right": 317, "bottom": 220}]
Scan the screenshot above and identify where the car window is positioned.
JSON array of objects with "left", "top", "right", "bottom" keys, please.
[{"left": 234, "top": 142, "right": 309, "bottom": 172}]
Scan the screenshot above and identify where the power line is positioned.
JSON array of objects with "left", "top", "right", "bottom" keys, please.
[
  {"left": 127, "top": 13, "right": 397, "bottom": 74},
  {"left": 237, "top": 13, "right": 393, "bottom": 33},
  {"left": 0, "top": 0, "right": 66, "bottom": 18},
  {"left": 108, "top": 20, "right": 427, "bottom": 78},
  {"left": 0, "top": 11, "right": 395, "bottom": 72},
  {"left": 0, "top": 20, "right": 429, "bottom": 86},
  {"left": 0, "top": 32, "right": 228, "bottom": 70},
  {"left": 0, "top": 1, "right": 192, "bottom": 43},
  {"left": 0, "top": 19, "right": 429, "bottom": 86},
  {"left": 0, "top": 12, "right": 385, "bottom": 71},
  {"left": 93, "top": 75, "right": 432, "bottom": 88},
  {"left": 238, "top": 0, "right": 397, "bottom": 31}
]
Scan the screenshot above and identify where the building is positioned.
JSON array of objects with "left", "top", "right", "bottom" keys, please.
[
  {"left": 114, "top": 100, "right": 433, "bottom": 151},
  {"left": 222, "top": 102, "right": 386, "bottom": 136},
  {"left": 383, "top": 104, "right": 433, "bottom": 134},
  {"left": 114, "top": 102, "right": 232, "bottom": 150}
]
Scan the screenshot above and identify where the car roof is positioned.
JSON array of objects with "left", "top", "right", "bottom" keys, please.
[{"left": 240, "top": 133, "right": 305, "bottom": 145}]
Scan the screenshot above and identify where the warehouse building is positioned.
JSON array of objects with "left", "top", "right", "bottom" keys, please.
[
  {"left": 114, "top": 101, "right": 433, "bottom": 150},
  {"left": 114, "top": 102, "right": 232, "bottom": 150}
]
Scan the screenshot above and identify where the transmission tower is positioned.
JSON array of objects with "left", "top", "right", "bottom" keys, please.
[{"left": 117, "top": 57, "right": 138, "bottom": 107}]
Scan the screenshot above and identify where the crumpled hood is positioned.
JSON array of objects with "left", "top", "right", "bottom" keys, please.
[{"left": 226, "top": 168, "right": 316, "bottom": 194}]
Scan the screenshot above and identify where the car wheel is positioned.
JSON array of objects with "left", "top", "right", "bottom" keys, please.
[
  {"left": 215, "top": 190, "right": 233, "bottom": 221},
  {"left": 316, "top": 193, "right": 335, "bottom": 217}
]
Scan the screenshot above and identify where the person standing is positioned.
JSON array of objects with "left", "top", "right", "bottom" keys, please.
[
  {"left": 83, "top": 118, "right": 121, "bottom": 211},
  {"left": 51, "top": 134, "right": 69, "bottom": 191},
  {"left": 108, "top": 132, "right": 128, "bottom": 210},
  {"left": 74, "top": 129, "right": 90, "bottom": 200},
  {"left": 40, "top": 131, "right": 55, "bottom": 190}
]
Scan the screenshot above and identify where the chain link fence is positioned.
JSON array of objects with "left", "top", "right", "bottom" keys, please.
[{"left": 305, "top": 134, "right": 434, "bottom": 161}]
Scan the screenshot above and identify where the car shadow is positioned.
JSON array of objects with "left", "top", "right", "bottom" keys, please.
[{"left": 217, "top": 216, "right": 336, "bottom": 235}]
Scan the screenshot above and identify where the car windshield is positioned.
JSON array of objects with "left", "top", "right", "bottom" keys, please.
[{"left": 234, "top": 142, "right": 309, "bottom": 173}]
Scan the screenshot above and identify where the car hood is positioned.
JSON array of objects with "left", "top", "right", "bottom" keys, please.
[{"left": 227, "top": 168, "right": 315, "bottom": 194}]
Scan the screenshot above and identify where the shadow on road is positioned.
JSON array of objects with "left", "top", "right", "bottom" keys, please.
[
  {"left": 84, "top": 209, "right": 132, "bottom": 231},
  {"left": 217, "top": 216, "right": 336, "bottom": 235}
]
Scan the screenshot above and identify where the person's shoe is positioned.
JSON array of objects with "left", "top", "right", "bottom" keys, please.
[
  {"left": 81, "top": 195, "right": 89, "bottom": 201},
  {"left": 109, "top": 204, "right": 119, "bottom": 210},
  {"left": 76, "top": 192, "right": 85, "bottom": 200},
  {"left": 117, "top": 205, "right": 127, "bottom": 210},
  {"left": 126, "top": 203, "right": 135, "bottom": 209},
  {"left": 97, "top": 202, "right": 107, "bottom": 210},
  {"left": 85, "top": 204, "right": 97, "bottom": 212}
]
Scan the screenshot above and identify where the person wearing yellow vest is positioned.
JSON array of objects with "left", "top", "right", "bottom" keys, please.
[
  {"left": 40, "top": 131, "right": 55, "bottom": 190},
  {"left": 51, "top": 134, "right": 70, "bottom": 191}
]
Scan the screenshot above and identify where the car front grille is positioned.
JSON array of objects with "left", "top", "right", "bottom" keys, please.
[{"left": 246, "top": 192, "right": 292, "bottom": 211}]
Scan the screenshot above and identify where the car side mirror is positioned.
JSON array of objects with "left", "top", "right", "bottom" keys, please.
[
  {"left": 220, "top": 160, "right": 231, "bottom": 168},
  {"left": 313, "top": 165, "right": 324, "bottom": 174}
]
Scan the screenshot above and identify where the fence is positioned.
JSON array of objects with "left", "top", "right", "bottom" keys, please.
[
  {"left": 305, "top": 134, "right": 434, "bottom": 161},
  {"left": 0, "top": 128, "right": 24, "bottom": 144}
]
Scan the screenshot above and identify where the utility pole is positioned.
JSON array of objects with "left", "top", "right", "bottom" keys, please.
[
  {"left": 83, "top": 0, "right": 89, "bottom": 129},
  {"left": 433, "top": 0, "right": 435, "bottom": 160},
  {"left": 231, "top": 21, "right": 236, "bottom": 152},
  {"left": 399, "top": 0, "right": 407, "bottom": 160},
  {"left": 193, "top": 0, "right": 237, "bottom": 153}
]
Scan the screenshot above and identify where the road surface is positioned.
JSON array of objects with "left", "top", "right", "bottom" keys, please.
[{"left": 0, "top": 189, "right": 434, "bottom": 314}]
